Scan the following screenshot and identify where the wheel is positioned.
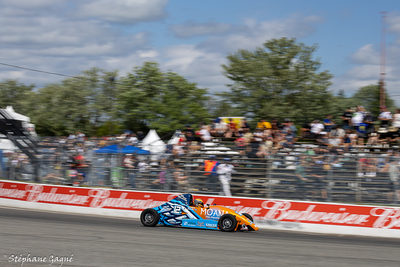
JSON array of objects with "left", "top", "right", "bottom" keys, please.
[
  {"left": 241, "top": 213, "right": 255, "bottom": 231},
  {"left": 140, "top": 208, "right": 159, "bottom": 227},
  {"left": 242, "top": 213, "right": 253, "bottom": 222},
  {"left": 218, "top": 214, "right": 237, "bottom": 232}
]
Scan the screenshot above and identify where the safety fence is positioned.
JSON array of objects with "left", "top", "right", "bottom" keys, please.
[{"left": 1, "top": 149, "right": 399, "bottom": 206}]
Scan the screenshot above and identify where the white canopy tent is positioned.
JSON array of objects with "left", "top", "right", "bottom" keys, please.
[
  {"left": 5, "top": 106, "right": 30, "bottom": 122},
  {"left": 141, "top": 129, "right": 166, "bottom": 154},
  {"left": 168, "top": 130, "right": 182, "bottom": 145},
  {"left": 0, "top": 106, "right": 37, "bottom": 152}
]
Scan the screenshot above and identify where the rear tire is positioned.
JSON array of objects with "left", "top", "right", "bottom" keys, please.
[
  {"left": 140, "top": 208, "right": 159, "bottom": 227},
  {"left": 218, "top": 214, "right": 237, "bottom": 232}
]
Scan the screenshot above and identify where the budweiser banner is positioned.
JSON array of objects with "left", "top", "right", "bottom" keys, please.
[{"left": 1, "top": 181, "right": 399, "bottom": 230}]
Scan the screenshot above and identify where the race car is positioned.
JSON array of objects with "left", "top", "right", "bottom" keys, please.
[{"left": 140, "top": 194, "right": 258, "bottom": 232}]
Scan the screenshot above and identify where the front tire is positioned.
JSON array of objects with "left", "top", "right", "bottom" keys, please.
[
  {"left": 242, "top": 213, "right": 253, "bottom": 222},
  {"left": 218, "top": 214, "right": 237, "bottom": 232},
  {"left": 140, "top": 208, "right": 159, "bottom": 227}
]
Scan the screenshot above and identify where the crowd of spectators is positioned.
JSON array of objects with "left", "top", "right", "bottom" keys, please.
[{"left": 2, "top": 105, "right": 400, "bottom": 203}]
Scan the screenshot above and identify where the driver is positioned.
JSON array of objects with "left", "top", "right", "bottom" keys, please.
[{"left": 194, "top": 198, "right": 204, "bottom": 208}]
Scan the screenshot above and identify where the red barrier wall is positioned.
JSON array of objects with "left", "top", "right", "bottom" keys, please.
[{"left": 1, "top": 180, "right": 399, "bottom": 230}]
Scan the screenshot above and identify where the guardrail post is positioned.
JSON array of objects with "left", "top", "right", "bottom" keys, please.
[{"left": 266, "top": 156, "right": 272, "bottom": 199}]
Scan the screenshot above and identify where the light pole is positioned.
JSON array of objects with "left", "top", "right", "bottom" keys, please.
[{"left": 380, "top": 12, "right": 387, "bottom": 107}]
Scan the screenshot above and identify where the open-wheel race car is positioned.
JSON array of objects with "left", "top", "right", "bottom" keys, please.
[{"left": 140, "top": 194, "right": 258, "bottom": 232}]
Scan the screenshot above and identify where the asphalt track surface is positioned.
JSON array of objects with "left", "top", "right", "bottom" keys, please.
[{"left": 0, "top": 207, "right": 400, "bottom": 267}]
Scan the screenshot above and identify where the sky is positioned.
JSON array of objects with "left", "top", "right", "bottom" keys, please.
[{"left": 1, "top": 0, "right": 400, "bottom": 105}]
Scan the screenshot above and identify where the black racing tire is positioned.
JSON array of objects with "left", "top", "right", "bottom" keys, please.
[
  {"left": 242, "top": 213, "right": 253, "bottom": 222},
  {"left": 140, "top": 208, "right": 159, "bottom": 227},
  {"left": 218, "top": 214, "right": 237, "bottom": 232},
  {"left": 242, "top": 213, "right": 255, "bottom": 231}
]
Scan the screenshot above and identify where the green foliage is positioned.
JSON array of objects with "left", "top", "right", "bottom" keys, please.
[
  {"left": 31, "top": 68, "right": 120, "bottom": 136},
  {"left": 352, "top": 83, "right": 395, "bottom": 116},
  {"left": 2, "top": 39, "right": 398, "bottom": 137},
  {"left": 117, "top": 62, "right": 210, "bottom": 134},
  {"left": 0, "top": 79, "right": 35, "bottom": 115},
  {"left": 221, "top": 37, "right": 333, "bottom": 124}
]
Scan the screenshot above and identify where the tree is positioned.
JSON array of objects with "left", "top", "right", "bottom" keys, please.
[
  {"left": 32, "top": 68, "right": 120, "bottom": 136},
  {"left": 0, "top": 79, "right": 35, "bottom": 115},
  {"left": 352, "top": 83, "right": 395, "bottom": 116},
  {"left": 117, "top": 62, "right": 210, "bottom": 134},
  {"left": 221, "top": 37, "right": 333, "bottom": 123}
]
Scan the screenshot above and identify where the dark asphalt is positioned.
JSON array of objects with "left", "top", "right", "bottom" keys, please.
[{"left": 0, "top": 207, "right": 399, "bottom": 267}]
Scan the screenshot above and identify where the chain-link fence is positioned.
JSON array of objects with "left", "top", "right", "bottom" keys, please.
[{"left": 1, "top": 146, "right": 399, "bottom": 206}]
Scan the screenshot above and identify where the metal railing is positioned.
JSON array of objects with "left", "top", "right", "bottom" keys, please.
[{"left": 1, "top": 150, "right": 399, "bottom": 206}]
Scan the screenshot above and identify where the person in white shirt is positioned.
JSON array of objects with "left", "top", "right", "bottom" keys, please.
[
  {"left": 310, "top": 120, "right": 324, "bottom": 139},
  {"left": 351, "top": 106, "right": 364, "bottom": 127},
  {"left": 379, "top": 106, "right": 392, "bottom": 127},
  {"left": 392, "top": 109, "right": 400, "bottom": 128},
  {"left": 199, "top": 125, "right": 212, "bottom": 142},
  {"left": 217, "top": 158, "right": 235, "bottom": 196}
]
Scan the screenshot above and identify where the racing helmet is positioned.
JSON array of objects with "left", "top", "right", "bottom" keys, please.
[{"left": 194, "top": 198, "right": 204, "bottom": 208}]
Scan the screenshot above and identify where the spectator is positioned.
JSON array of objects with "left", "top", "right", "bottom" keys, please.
[
  {"left": 316, "top": 132, "right": 330, "bottom": 149},
  {"left": 392, "top": 109, "right": 400, "bottom": 128},
  {"left": 256, "top": 119, "right": 271, "bottom": 130},
  {"left": 351, "top": 106, "right": 364, "bottom": 129},
  {"left": 242, "top": 128, "right": 253, "bottom": 143},
  {"left": 300, "top": 121, "right": 311, "bottom": 138},
  {"left": 123, "top": 154, "right": 137, "bottom": 188},
  {"left": 377, "top": 127, "right": 389, "bottom": 145},
  {"left": 288, "top": 121, "right": 298, "bottom": 137},
  {"left": 310, "top": 119, "right": 324, "bottom": 139},
  {"left": 283, "top": 129, "right": 297, "bottom": 148},
  {"left": 323, "top": 114, "right": 335, "bottom": 132},
  {"left": 378, "top": 106, "right": 392, "bottom": 128},
  {"left": 137, "top": 131, "right": 144, "bottom": 141},
  {"left": 341, "top": 107, "right": 353, "bottom": 130},
  {"left": 184, "top": 124, "right": 195, "bottom": 136},
  {"left": 151, "top": 166, "right": 166, "bottom": 190},
  {"left": 185, "top": 131, "right": 200, "bottom": 153},
  {"left": 329, "top": 125, "right": 345, "bottom": 147},
  {"left": 270, "top": 118, "right": 280, "bottom": 132},
  {"left": 196, "top": 155, "right": 220, "bottom": 192},
  {"left": 137, "top": 158, "right": 149, "bottom": 189},
  {"left": 199, "top": 125, "right": 212, "bottom": 142},
  {"left": 234, "top": 136, "right": 247, "bottom": 155},
  {"left": 389, "top": 127, "right": 400, "bottom": 146},
  {"left": 308, "top": 162, "right": 328, "bottom": 201},
  {"left": 173, "top": 165, "right": 188, "bottom": 192},
  {"left": 172, "top": 135, "right": 186, "bottom": 159},
  {"left": 358, "top": 157, "right": 377, "bottom": 178},
  {"left": 253, "top": 128, "right": 264, "bottom": 141},
  {"left": 128, "top": 133, "right": 139, "bottom": 146},
  {"left": 239, "top": 118, "right": 251, "bottom": 132},
  {"left": 366, "top": 131, "right": 380, "bottom": 146},
  {"left": 246, "top": 138, "right": 261, "bottom": 158},
  {"left": 387, "top": 160, "right": 400, "bottom": 204},
  {"left": 295, "top": 161, "right": 309, "bottom": 200},
  {"left": 356, "top": 122, "right": 369, "bottom": 146},
  {"left": 217, "top": 158, "right": 235, "bottom": 196},
  {"left": 363, "top": 111, "right": 375, "bottom": 134},
  {"left": 213, "top": 119, "right": 227, "bottom": 137},
  {"left": 225, "top": 118, "right": 239, "bottom": 138},
  {"left": 349, "top": 129, "right": 359, "bottom": 147}
]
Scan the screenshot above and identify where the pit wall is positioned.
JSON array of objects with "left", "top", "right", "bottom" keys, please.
[{"left": 1, "top": 180, "right": 399, "bottom": 238}]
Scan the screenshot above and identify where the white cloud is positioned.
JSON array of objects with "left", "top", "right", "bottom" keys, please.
[
  {"left": 197, "top": 15, "right": 324, "bottom": 53},
  {"left": 350, "top": 44, "right": 380, "bottom": 65},
  {"left": 75, "top": 0, "right": 168, "bottom": 24},
  {"left": 329, "top": 12, "right": 400, "bottom": 106},
  {"left": 170, "top": 21, "right": 234, "bottom": 38}
]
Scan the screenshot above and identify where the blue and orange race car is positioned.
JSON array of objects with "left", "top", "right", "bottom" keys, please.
[{"left": 140, "top": 194, "right": 258, "bottom": 232}]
